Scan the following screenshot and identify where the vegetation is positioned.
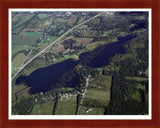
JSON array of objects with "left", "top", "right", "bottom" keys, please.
[
  {"left": 104, "top": 73, "right": 148, "bottom": 115},
  {"left": 80, "top": 106, "right": 105, "bottom": 115},
  {"left": 12, "top": 96, "right": 35, "bottom": 115},
  {"left": 31, "top": 100, "right": 55, "bottom": 115},
  {"left": 56, "top": 96, "right": 77, "bottom": 115},
  {"left": 11, "top": 11, "right": 149, "bottom": 115},
  {"left": 12, "top": 53, "right": 26, "bottom": 74},
  {"left": 12, "top": 34, "right": 42, "bottom": 45},
  {"left": 12, "top": 14, "right": 35, "bottom": 34},
  {"left": 12, "top": 45, "right": 31, "bottom": 57}
]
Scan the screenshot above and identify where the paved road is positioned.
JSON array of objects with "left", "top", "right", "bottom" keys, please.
[{"left": 12, "top": 12, "right": 105, "bottom": 81}]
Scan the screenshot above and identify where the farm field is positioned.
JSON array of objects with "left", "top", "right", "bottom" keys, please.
[
  {"left": 12, "top": 52, "right": 26, "bottom": 70},
  {"left": 12, "top": 14, "right": 35, "bottom": 34},
  {"left": 82, "top": 75, "right": 112, "bottom": 108},
  {"left": 12, "top": 34, "right": 42, "bottom": 45},
  {"left": 12, "top": 14, "right": 34, "bottom": 29},
  {"left": 56, "top": 96, "right": 77, "bottom": 115},
  {"left": 12, "top": 45, "right": 31, "bottom": 56},
  {"left": 31, "top": 100, "right": 55, "bottom": 115},
  {"left": 24, "top": 32, "right": 42, "bottom": 36}
]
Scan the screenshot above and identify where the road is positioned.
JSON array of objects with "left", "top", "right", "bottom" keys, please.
[
  {"left": 12, "top": 11, "right": 106, "bottom": 81},
  {"left": 77, "top": 78, "right": 89, "bottom": 115}
]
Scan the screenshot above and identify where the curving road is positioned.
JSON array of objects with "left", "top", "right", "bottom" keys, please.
[{"left": 12, "top": 11, "right": 106, "bottom": 81}]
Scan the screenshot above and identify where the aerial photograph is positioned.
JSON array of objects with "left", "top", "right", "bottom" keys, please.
[{"left": 11, "top": 10, "right": 149, "bottom": 116}]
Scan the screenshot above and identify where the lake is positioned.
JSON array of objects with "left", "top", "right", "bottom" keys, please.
[{"left": 15, "top": 34, "right": 137, "bottom": 94}]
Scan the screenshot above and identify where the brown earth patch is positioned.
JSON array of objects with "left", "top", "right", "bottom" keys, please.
[
  {"left": 52, "top": 45, "right": 65, "bottom": 53},
  {"left": 74, "top": 38, "right": 94, "bottom": 46},
  {"left": 22, "top": 28, "right": 42, "bottom": 32}
]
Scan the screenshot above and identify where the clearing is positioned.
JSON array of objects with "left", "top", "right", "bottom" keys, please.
[
  {"left": 12, "top": 53, "right": 26, "bottom": 69},
  {"left": 56, "top": 96, "right": 77, "bottom": 115},
  {"left": 31, "top": 100, "right": 55, "bottom": 115}
]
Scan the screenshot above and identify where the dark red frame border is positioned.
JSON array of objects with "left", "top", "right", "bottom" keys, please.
[{"left": 0, "top": 0, "right": 160, "bottom": 128}]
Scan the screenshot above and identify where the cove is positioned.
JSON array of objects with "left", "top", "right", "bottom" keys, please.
[{"left": 15, "top": 34, "right": 137, "bottom": 94}]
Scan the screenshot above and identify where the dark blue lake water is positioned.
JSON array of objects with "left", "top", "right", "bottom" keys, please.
[{"left": 15, "top": 34, "right": 137, "bottom": 94}]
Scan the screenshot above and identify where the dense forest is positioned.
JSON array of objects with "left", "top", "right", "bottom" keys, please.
[{"left": 104, "top": 72, "right": 148, "bottom": 115}]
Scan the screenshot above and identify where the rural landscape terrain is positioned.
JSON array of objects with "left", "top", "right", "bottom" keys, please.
[{"left": 11, "top": 11, "right": 149, "bottom": 115}]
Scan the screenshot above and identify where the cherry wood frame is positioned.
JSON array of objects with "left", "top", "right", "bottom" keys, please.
[{"left": 0, "top": 0, "right": 160, "bottom": 128}]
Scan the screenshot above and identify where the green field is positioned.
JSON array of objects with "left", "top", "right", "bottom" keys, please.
[
  {"left": 44, "top": 36, "right": 58, "bottom": 43},
  {"left": 37, "top": 14, "right": 46, "bottom": 19},
  {"left": 13, "top": 25, "right": 26, "bottom": 34},
  {"left": 12, "top": 45, "right": 31, "bottom": 56},
  {"left": 56, "top": 96, "right": 77, "bottom": 115},
  {"left": 24, "top": 32, "right": 42, "bottom": 36},
  {"left": 12, "top": 34, "right": 41, "bottom": 45},
  {"left": 85, "top": 89, "right": 110, "bottom": 102},
  {"left": 13, "top": 14, "right": 34, "bottom": 29},
  {"left": 12, "top": 53, "right": 26, "bottom": 75},
  {"left": 31, "top": 100, "right": 55, "bottom": 115},
  {"left": 89, "top": 75, "right": 112, "bottom": 91},
  {"left": 80, "top": 106, "right": 105, "bottom": 115},
  {"left": 12, "top": 53, "right": 26, "bottom": 68},
  {"left": 12, "top": 14, "right": 35, "bottom": 33}
]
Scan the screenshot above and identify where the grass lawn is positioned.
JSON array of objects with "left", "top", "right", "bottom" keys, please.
[
  {"left": 31, "top": 100, "right": 55, "bottom": 115},
  {"left": 12, "top": 52, "right": 26, "bottom": 69},
  {"left": 56, "top": 96, "right": 77, "bottom": 115}
]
